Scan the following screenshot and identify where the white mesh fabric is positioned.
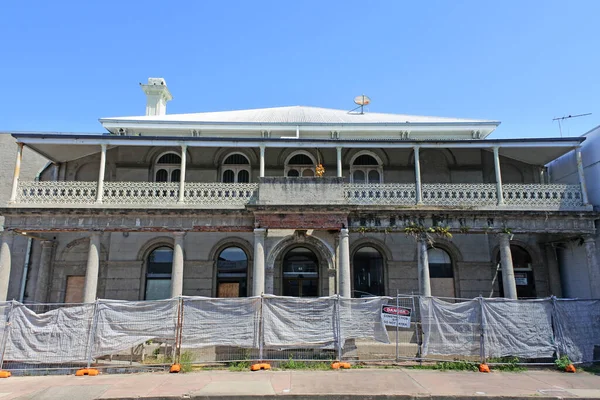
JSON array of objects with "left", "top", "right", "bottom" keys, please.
[
  {"left": 5, "top": 303, "right": 94, "bottom": 363},
  {"left": 92, "top": 299, "right": 178, "bottom": 357},
  {"left": 181, "top": 297, "right": 260, "bottom": 348},
  {"left": 554, "top": 299, "right": 600, "bottom": 363},
  {"left": 339, "top": 297, "right": 390, "bottom": 344},
  {"left": 420, "top": 297, "right": 481, "bottom": 357}
]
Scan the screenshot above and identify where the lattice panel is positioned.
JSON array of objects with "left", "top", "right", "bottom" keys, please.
[
  {"left": 343, "top": 184, "right": 416, "bottom": 205},
  {"left": 103, "top": 182, "right": 179, "bottom": 205},
  {"left": 421, "top": 183, "right": 497, "bottom": 207},
  {"left": 502, "top": 184, "right": 584, "bottom": 209},
  {"left": 184, "top": 183, "right": 258, "bottom": 206},
  {"left": 17, "top": 181, "right": 97, "bottom": 204}
]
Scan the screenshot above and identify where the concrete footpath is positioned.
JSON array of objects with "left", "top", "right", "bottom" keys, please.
[{"left": 1, "top": 369, "right": 600, "bottom": 400}]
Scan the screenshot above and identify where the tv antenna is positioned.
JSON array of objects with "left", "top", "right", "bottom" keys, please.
[
  {"left": 552, "top": 113, "right": 591, "bottom": 137},
  {"left": 350, "top": 95, "right": 371, "bottom": 114}
]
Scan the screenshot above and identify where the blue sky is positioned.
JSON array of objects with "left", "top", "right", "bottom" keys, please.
[{"left": 1, "top": 0, "right": 598, "bottom": 138}]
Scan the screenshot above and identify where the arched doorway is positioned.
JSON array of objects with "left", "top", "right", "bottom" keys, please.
[
  {"left": 282, "top": 247, "right": 319, "bottom": 297},
  {"left": 216, "top": 246, "right": 248, "bottom": 297},
  {"left": 497, "top": 245, "right": 536, "bottom": 298},
  {"left": 428, "top": 247, "right": 455, "bottom": 298},
  {"left": 352, "top": 246, "right": 385, "bottom": 297},
  {"left": 145, "top": 246, "right": 173, "bottom": 300}
]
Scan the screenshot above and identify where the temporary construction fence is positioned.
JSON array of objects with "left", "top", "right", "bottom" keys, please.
[{"left": 0, "top": 295, "right": 598, "bottom": 375}]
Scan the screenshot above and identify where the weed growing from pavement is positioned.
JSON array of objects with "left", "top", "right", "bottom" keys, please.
[
  {"left": 410, "top": 361, "right": 478, "bottom": 371},
  {"left": 278, "top": 356, "right": 331, "bottom": 370},
  {"left": 228, "top": 361, "right": 251, "bottom": 371},
  {"left": 487, "top": 357, "right": 527, "bottom": 372}
]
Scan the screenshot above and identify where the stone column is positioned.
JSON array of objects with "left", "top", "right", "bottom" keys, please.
[
  {"left": 417, "top": 236, "right": 431, "bottom": 296},
  {"left": 498, "top": 233, "right": 517, "bottom": 299},
  {"left": 96, "top": 144, "right": 107, "bottom": 203},
  {"left": 178, "top": 145, "right": 187, "bottom": 203},
  {"left": 544, "top": 244, "right": 563, "bottom": 298},
  {"left": 336, "top": 147, "right": 342, "bottom": 178},
  {"left": 83, "top": 232, "right": 101, "bottom": 303},
  {"left": 9, "top": 143, "right": 23, "bottom": 203},
  {"left": 493, "top": 146, "right": 504, "bottom": 206},
  {"left": 252, "top": 228, "right": 266, "bottom": 296},
  {"left": 414, "top": 146, "right": 422, "bottom": 205},
  {"left": 583, "top": 236, "right": 600, "bottom": 298},
  {"left": 171, "top": 232, "right": 185, "bottom": 298},
  {"left": 0, "top": 231, "right": 15, "bottom": 301},
  {"left": 34, "top": 240, "right": 54, "bottom": 303},
  {"left": 339, "top": 229, "right": 351, "bottom": 297},
  {"left": 259, "top": 146, "right": 265, "bottom": 178},
  {"left": 576, "top": 148, "right": 589, "bottom": 205}
]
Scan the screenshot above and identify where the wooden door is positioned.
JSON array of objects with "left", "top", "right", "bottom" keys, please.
[
  {"left": 65, "top": 276, "right": 85, "bottom": 303},
  {"left": 218, "top": 282, "right": 240, "bottom": 298}
]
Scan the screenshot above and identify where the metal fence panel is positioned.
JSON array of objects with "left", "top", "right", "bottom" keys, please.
[{"left": 554, "top": 299, "right": 600, "bottom": 363}]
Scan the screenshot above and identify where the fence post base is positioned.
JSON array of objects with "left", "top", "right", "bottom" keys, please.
[
  {"left": 75, "top": 368, "right": 99, "bottom": 376},
  {"left": 478, "top": 363, "right": 490, "bottom": 373},
  {"left": 250, "top": 363, "right": 271, "bottom": 371},
  {"left": 0, "top": 370, "right": 11, "bottom": 378}
]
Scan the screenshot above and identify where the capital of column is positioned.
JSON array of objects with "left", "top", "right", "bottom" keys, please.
[
  {"left": 340, "top": 228, "right": 349, "bottom": 238},
  {"left": 582, "top": 235, "right": 596, "bottom": 244},
  {"left": 173, "top": 231, "right": 186, "bottom": 240},
  {"left": 1, "top": 230, "right": 15, "bottom": 241},
  {"left": 254, "top": 228, "right": 266, "bottom": 236},
  {"left": 40, "top": 240, "right": 54, "bottom": 249}
]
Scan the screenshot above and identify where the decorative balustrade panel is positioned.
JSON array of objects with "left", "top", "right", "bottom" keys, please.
[
  {"left": 343, "top": 184, "right": 416, "bottom": 205},
  {"left": 103, "top": 182, "right": 180, "bottom": 205},
  {"left": 184, "top": 183, "right": 258, "bottom": 207},
  {"left": 421, "top": 183, "right": 498, "bottom": 207},
  {"left": 16, "top": 181, "right": 97, "bottom": 205},
  {"left": 502, "top": 184, "right": 584, "bottom": 210}
]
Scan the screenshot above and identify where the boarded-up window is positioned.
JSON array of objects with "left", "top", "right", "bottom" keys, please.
[{"left": 65, "top": 276, "right": 85, "bottom": 303}]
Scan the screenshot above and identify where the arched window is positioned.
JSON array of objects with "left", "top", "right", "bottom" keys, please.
[
  {"left": 285, "top": 152, "right": 316, "bottom": 178},
  {"left": 352, "top": 246, "right": 384, "bottom": 297},
  {"left": 428, "top": 248, "right": 455, "bottom": 298},
  {"left": 154, "top": 152, "right": 182, "bottom": 182},
  {"left": 496, "top": 245, "right": 536, "bottom": 298},
  {"left": 350, "top": 152, "right": 383, "bottom": 183},
  {"left": 282, "top": 247, "right": 319, "bottom": 297},
  {"left": 221, "top": 153, "right": 251, "bottom": 183},
  {"left": 217, "top": 247, "right": 248, "bottom": 297},
  {"left": 145, "top": 246, "right": 173, "bottom": 300}
]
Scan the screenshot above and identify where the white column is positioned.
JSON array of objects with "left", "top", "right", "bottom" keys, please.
[
  {"left": 493, "top": 146, "right": 504, "bottom": 206},
  {"left": 339, "top": 229, "right": 351, "bottom": 297},
  {"left": 539, "top": 168, "right": 545, "bottom": 184},
  {"left": 544, "top": 244, "right": 562, "bottom": 298},
  {"left": 417, "top": 236, "right": 431, "bottom": 296},
  {"left": 9, "top": 143, "right": 23, "bottom": 203},
  {"left": 96, "top": 144, "right": 107, "bottom": 204},
  {"left": 252, "top": 228, "right": 266, "bottom": 296},
  {"left": 336, "top": 147, "right": 342, "bottom": 178},
  {"left": 178, "top": 145, "right": 187, "bottom": 203},
  {"left": 83, "top": 232, "right": 101, "bottom": 303},
  {"left": 576, "top": 147, "right": 589, "bottom": 205},
  {"left": 0, "top": 231, "right": 15, "bottom": 301},
  {"left": 171, "top": 232, "right": 185, "bottom": 298},
  {"left": 34, "top": 240, "right": 54, "bottom": 303},
  {"left": 583, "top": 236, "right": 600, "bottom": 298},
  {"left": 259, "top": 145, "right": 265, "bottom": 178},
  {"left": 414, "top": 146, "right": 422, "bottom": 204},
  {"left": 498, "top": 233, "right": 517, "bottom": 299}
]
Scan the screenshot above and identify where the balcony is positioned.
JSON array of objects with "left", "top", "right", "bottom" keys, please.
[{"left": 11, "top": 179, "right": 590, "bottom": 212}]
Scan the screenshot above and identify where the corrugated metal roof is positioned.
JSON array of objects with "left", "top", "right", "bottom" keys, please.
[{"left": 102, "top": 106, "right": 497, "bottom": 125}]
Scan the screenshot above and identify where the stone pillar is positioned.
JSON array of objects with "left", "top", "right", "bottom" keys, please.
[
  {"left": 178, "top": 145, "right": 187, "bottom": 203},
  {"left": 9, "top": 143, "right": 23, "bottom": 203},
  {"left": 96, "top": 144, "right": 107, "bottom": 203},
  {"left": 498, "top": 233, "right": 517, "bottom": 299},
  {"left": 417, "top": 236, "right": 431, "bottom": 296},
  {"left": 414, "top": 146, "right": 422, "bottom": 204},
  {"left": 171, "top": 232, "right": 185, "bottom": 298},
  {"left": 260, "top": 146, "right": 265, "bottom": 178},
  {"left": 336, "top": 147, "right": 342, "bottom": 178},
  {"left": 34, "top": 240, "right": 54, "bottom": 303},
  {"left": 339, "top": 229, "right": 351, "bottom": 297},
  {"left": 544, "top": 243, "right": 563, "bottom": 298},
  {"left": 583, "top": 236, "right": 600, "bottom": 298},
  {"left": 493, "top": 146, "right": 504, "bottom": 206},
  {"left": 83, "top": 232, "right": 101, "bottom": 303},
  {"left": 576, "top": 148, "right": 589, "bottom": 205},
  {"left": 253, "top": 228, "right": 266, "bottom": 296},
  {"left": 0, "top": 231, "right": 15, "bottom": 301}
]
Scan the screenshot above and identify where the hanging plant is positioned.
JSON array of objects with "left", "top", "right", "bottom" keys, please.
[
  {"left": 404, "top": 222, "right": 452, "bottom": 245},
  {"left": 316, "top": 164, "right": 325, "bottom": 177}
]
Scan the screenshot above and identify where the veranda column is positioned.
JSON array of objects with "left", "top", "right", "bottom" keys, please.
[
  {"left": 414, "top": 146, "right": 422, "bottom": 205},
  {"left": 259, "top": 145, "right": 265, "bottom": 178},
  {"left": 96, "top": 144, "right": 107, "bottom": 204},
  {"left": 339, "top": 229, "right": 351, "bottom": 297},
  {"left": 417, "top": 235, "right": 431, "bottom": 296},
  {"left": 0, "top": 231, "right": 15, "bottom": 301},
  {"left": 583, "top": 235, "right": 600, "bottom": 298},
  {"left": 336, "top": 147, "right": 343, "bottom": 178},
  {"left": 9, "top": 143, "right": 23, "bottom": 203},
  {"left": 253, "top": 228, "right": 266, "bottom": 296},
  {"left": 34, "top": 240, "right": 54, "bottom": 303},
  {"left": 171, "top": 232, "right": 185, "bottom": 298},
  {"left": 576, "top": 147, "right": 589, "bottom": 205},
  {"left": 498, "top": 233, "right": 517, "bottom": 299},
  {"left": 83, "top": 232, "right": 101, "bottom": 303},
  {"left": 544, "top": 244, "right": 563, "bottom": 298},
  {"left": 178, "top": 145, "right": 187, "bottom": 203},
  {"left": 493, "top": 146, "right": 504, "bottom": 206}
]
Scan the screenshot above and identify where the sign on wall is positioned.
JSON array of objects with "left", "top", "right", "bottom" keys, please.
[{"left": 381, "top": 305, "right": 412, "bottom": 328}]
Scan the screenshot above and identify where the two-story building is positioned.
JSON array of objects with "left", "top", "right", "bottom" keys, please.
[{"left": 0, "top": 78, "right": 597, "bottom": 304}]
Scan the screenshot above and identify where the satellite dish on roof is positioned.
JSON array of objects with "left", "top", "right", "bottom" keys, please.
[{"left": 354, "top": 95, "right": 371, "bottom": 106}]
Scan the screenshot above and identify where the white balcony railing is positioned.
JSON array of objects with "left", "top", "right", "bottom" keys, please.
[
  {"left": 16, "top": 181, "right": 98, "bottom": 205},
  {"left": 502, "top": 183, "right": 584, "bottom": 210},
  {"left": 421, "top": 183, "right": 498, "bottom": 207},
  {"left": 344, "top": 184, "right": 416, "bottom": 205}
]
